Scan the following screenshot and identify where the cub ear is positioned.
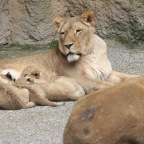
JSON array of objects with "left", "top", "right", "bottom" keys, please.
[
  {"left": 80, "top": 11, "right": 95, "bottom": 27},
  {"left": 32, "top": 71, "right": 40, "bottom": 79},
  {"left": 53, "top": 16, "right": 65, "bottom": 29}
]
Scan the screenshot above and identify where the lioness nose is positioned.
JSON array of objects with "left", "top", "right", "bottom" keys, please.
[{"left": 64, "top": 43, "right": 73, "bottom": 49}]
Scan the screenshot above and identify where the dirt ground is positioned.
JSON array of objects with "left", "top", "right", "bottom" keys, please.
[{"left": 0, "top": 45, "right": 144, "bottom": 144}]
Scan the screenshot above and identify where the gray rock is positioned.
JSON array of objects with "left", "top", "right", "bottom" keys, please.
[{"left": 0, "top": 0, "right": 144, "bottom": 44}]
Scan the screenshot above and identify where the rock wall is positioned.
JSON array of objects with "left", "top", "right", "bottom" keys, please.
[{"left": 0, "top": 0, "right": 144, "bottom": 45}]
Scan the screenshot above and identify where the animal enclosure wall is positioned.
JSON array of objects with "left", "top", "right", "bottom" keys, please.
[{"left": 0, "top": 0, "right": 144, "bottom": 45}]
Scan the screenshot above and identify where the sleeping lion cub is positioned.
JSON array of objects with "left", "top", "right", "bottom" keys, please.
[
  {"left": 16, "top": 66, "right": 85, "bottom": 101},
  {"left": 0, "top": 11, "right": 136, "bottom": 98},
  {"left": 0, "top": 66, "right": 85, "bottom": 110}
]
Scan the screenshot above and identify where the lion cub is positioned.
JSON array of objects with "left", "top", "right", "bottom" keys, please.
[
  {"left": 0, "top": 71, "right": 64, "bottom": 110},
  {"left": 0, "top": 81, "right": 32, "bottom": 110},
  {"left": 0, "top": 66, "right": 84, "bottom": 110},
  {"left": 17, "top": 66, "right": 85, "bottom": 101}
]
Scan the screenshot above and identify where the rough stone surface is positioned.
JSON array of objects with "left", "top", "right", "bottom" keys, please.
[
  {"left": 0, "top": 0, "right": 144, "bottom": 44},
  {"left": 0, "top": 0, "right": 10, "bottom": 44}
]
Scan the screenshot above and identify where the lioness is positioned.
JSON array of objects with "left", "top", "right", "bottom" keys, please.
[
  {"left": 64, "top": 76, "right": 144, "bottom": 144},
  {"left": 0, "top": 11, "right": 136, "bottom": 94}
]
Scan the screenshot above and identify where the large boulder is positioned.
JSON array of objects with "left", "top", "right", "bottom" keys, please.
[
  {"left": 0, "top": 0, "right": 144, "bottom": 45},
  {"left": 64, "top": 76, "right": 144, "bottom": 144}
]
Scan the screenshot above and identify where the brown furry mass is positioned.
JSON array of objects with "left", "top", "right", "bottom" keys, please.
[{"left": 64, "top": 76, "right": 144, "bottom": 144}]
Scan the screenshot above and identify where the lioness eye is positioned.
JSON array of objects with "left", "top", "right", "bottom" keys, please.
[
  {"left": 60, "top": 32, "right": 65, "bottom": 35},
  {"left": 76, "top": 29, "right": 82, "bottom": 33}
]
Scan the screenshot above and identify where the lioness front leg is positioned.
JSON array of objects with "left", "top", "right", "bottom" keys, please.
[
  {"left": 77, "top": 77, "right": 114, "bottom": 94},
  {"left": 108, "top": 71, "right": 138, "bottom": 84}
]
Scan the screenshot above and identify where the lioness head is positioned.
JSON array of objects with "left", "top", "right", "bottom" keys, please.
[{"left": 53, "top": 11, "right": 96, "bottom": 63}]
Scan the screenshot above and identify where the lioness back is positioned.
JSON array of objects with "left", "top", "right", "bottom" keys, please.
[{"left": 0, "top": 11, "right": 132, "bottom": 94}]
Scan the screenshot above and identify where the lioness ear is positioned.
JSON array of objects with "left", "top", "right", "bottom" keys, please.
[
  {"left": 80, "top": 11, "right": 95, "bottom": 27},
  {"left": 53, "top": 16, "right": 65, "bottom": 29}
]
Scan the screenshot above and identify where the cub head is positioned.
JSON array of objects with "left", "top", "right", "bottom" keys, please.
[
  {"left": 53, "top": 11, "right": 96, "bottom": 63},
  {"left": 15, "top": 66, "right": 40, "bottom": 84},
  {"left": 21, "top": 66, "right": 40, "bottom": 80},
  {"left": 16, "top": 66, "right": 55, "bottom": 84}
]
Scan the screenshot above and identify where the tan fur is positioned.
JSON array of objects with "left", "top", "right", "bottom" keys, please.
[
  {"left": 64, "top": 76, "right": 144, "bottom": 144},
  {"left": 15, "top": 83, "right": 64, "bottom": 107},
  {"left": 0, "top": 82, "right": 63, "bottom": 110},
  {"left": 0, "top": 11, "right": 136, "bottom": 95},
  {"left": 17, "top": 66, "right": 85, "bottom": 101},
  {"left": 0, "top": 69, "right": 63, "bottom": 110},
  {"left": 14, "top": 67, "right": 66, "bottom": 107},
  {"left": 0, "top": 74, "right": 14, "bottom": 84},
  {"left": 0, "top": 81, "right": 32, "bottom": 110}
]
